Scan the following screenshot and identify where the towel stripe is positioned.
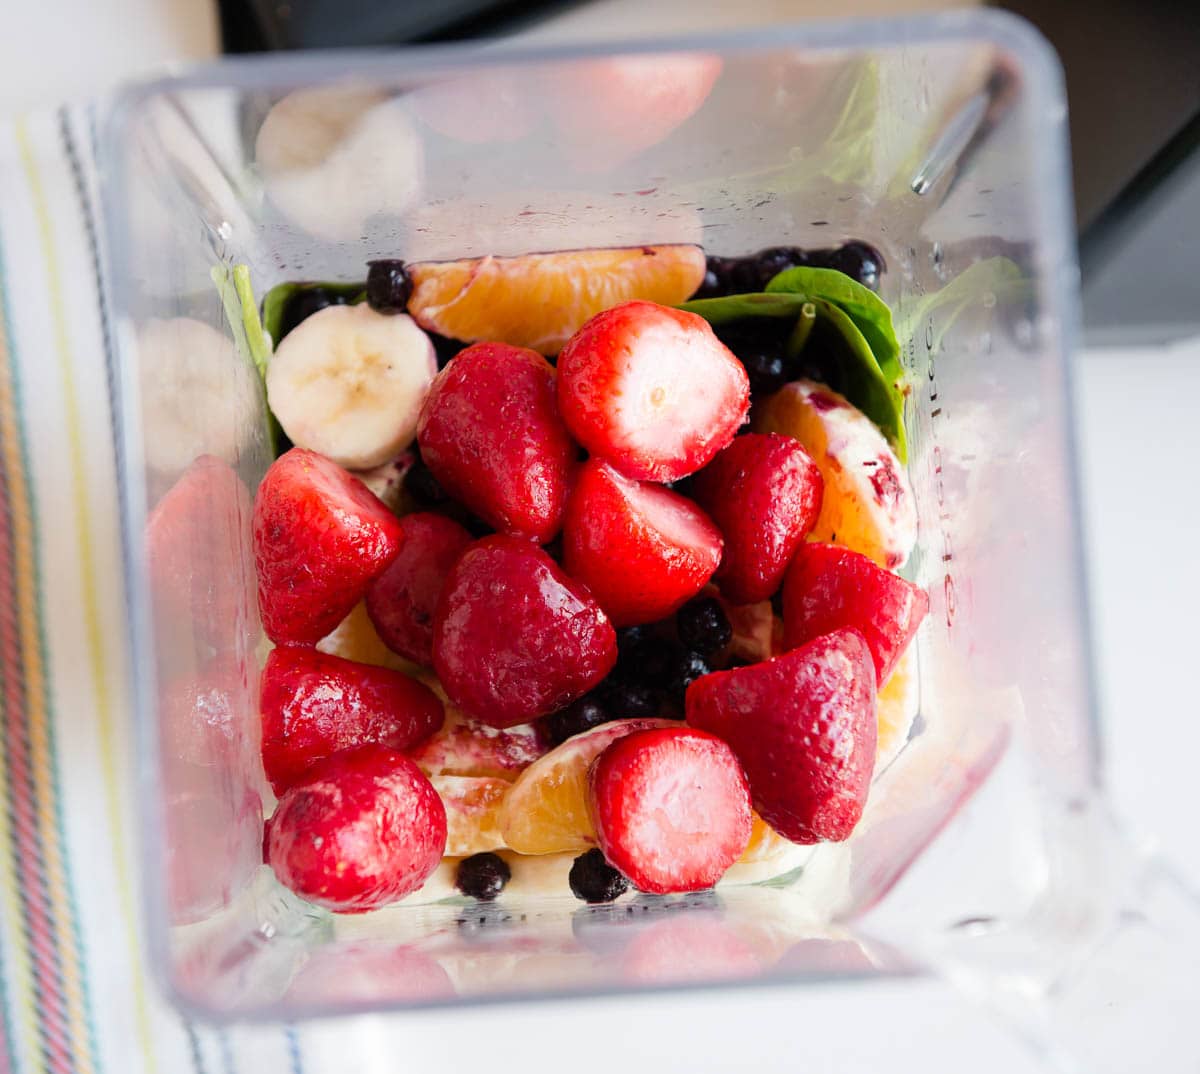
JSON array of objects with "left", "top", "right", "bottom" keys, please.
[
  {"left": 11, "top": 119, "right": 103, "bottom": 1074},
  {"left": 55, "top": 106, "right": 161, "bottom": 1074},
  {"left": 0, "top": 148, "right": 90, "bottom": 1073}
]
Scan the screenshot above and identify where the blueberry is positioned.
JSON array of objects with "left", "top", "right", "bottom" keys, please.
[
  {"left": 456, "top": 852, "right": 511, "bottom": 901},
  {"left": 751, "top": 246, "right": 811, "bottom": 288},
  {"left": 598, "top": 678, "right": 660, "bottom": 719},
  {"left": 676, "top": 596, "right": 732, "bottom": 656},
  {"left": 569, "top": 849, "right": 629, "bottom": 904},
  {"left": 825, "top": 241, "right": 885, "bottom": 291},
  {"left": 405, "top": 456, "right": 447, "bottom": 506},
  {"left": 665, "top": 645, "right": 711, "bottom": 702},
  {"left": 616, "top": 632, "right": 675, "bottom": 688},
  {"left": 365, "top": 259, "right": 413, "bottom": 313},
  {"left": 278, "top": 287, "right": 347, "bottom": 340},
  {"left": 542, "top": 695, "right": 610, "bottom": 747},
  {"left": 741, "top": 350, "right": 789, "bottom": 396},
  {"left": 693, "top": 256, "right": 737, "bottom": 299}
]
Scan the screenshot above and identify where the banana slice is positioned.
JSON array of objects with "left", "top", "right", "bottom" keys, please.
[
  {"left": 136, "top": 317, "right": 263, "bottom": 475},
  {"left": 255, "top": 86, "right": 423, "bottom": 242},
  {"left": 266, "top": 303, "right": 437, "bottom": 470}
]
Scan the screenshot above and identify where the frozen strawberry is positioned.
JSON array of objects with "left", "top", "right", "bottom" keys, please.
[
  {"left": 365, "top": 512, "right": 473, "bottom": 666},
  {"left": 433, "top": 535, "right": 617, "bottom": 727},
  {"left": 264, "top": 745, "right": 446, "bottom": 912},
  {"left": 562, "top": 459, "right": 722, "bottom": 627},
  {"left": 686, "top": 629, "right": 876, "bottom": 843},
  {"left": 557, "top": 301, "right": 749, "bottom": 482},
  {"left": 260, "top": 647, "right": 444, "bottom": 794},
  {"left": 146, "top": 455, "right": 255, "bottom": 652},
  {"left": 691, "top": 433, "right": 823, "bottom": 604},
  {"left": 589, "top": 726, "right": 752, "bottom": 894},
  {"left": 416, "top": 342, "right": 578, "bottom": 543},
  {"left": 253, "top": 448, "right": 403, "bottom": 646},
  {"left": 782, "top": 542, "right": 928, "bottom": 686}
]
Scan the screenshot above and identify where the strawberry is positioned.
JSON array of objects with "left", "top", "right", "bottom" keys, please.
[
  {"left": 782, "top": 542, "right": 929, "bottom": 686},
  {"left": 264, "top": 745, "right": 446, "bottom": 912},
  {"left": 365, "top": 512, "right": 473, "bottom": 666},
  {"left": 416, "top": 342, "right": 578, "bottom": 543},
  {"left": 685, "top": 629, "right": 876, "bottom": 843},
  {"left": 260, "top": 647, "right": 444, "bottom": 794},
  {"left": 691, "top": 432, "right": 823, "bottom": 604},
  {"left": 562, "top": 459, "right": 723, "bottom": 627},
  {"left": 433, "top": 535, "right": 618, "bottom": 727},
  {"left": 589, "top": 726, "right": 752, "bottom": 894},
  {"left": 253, "top": 448, "right": 403, "bottom": 646},
  {"left": 146, "top": 455, "right": 255, "bottom": 652},
  {"left": 556, "top": 300, "right": 750, "bottom": 482}
]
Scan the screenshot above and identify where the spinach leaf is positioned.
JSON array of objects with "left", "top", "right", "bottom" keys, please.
[
  {"left": 676, "top": 292, "right": 810, "bottom": 326},
  {"left": 260, "top": 280, "right": 365, "bottom": 350},
  {"left": 811, "top": 299, "right": 905, "bottom": 459},
  {"left": 895, "top": 257, "right": 1030, "bottom": 357},
  {"left": 766, "top": 266, "right": 903, "bottom": 387}
]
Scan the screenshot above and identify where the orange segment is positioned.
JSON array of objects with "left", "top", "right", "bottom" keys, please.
[
  {"left": 408, "top": 245, "right": 707, "bottom": 355},
  {"left": 409, "top": 697, "right": 546, "bottom": 782},
  {"left": 876, "top": 645, "right": 919, "bottom": 770},
  {"left": 317, "top": 601, "right": 421, "bottom": 676},
  {"left": 430, "top": 775, "right": 509, "bottom": 856},
  {"left": 738, "top": 812, "right": 794, "bottom": 864},
  {"left": 754, "top": 379, "right": 917, "bottom": 570},
  {"left": 499, "top": 718, "right": 673, "bottom": 855}
]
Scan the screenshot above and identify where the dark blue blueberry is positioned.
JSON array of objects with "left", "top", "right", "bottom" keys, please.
[
  {"left": 676, "top": 596, "right": 732, "bottom": 656},
  {"left": 598, "top": 678, "right": 660, "bottom": 719},
  {"left": 569, "top": 849, "right": 629, "bottom": 904},
  {"left": 825, "top": 241, "right": 885, "bottom": 291},
  {"left": 365, "top": 259, "right": 412, "bottom": 313},
  {"left": 456, "top": 852, "right": 511, "bottom": 901},
  {"left": 542, "top": 695, "right": 611, "bottom": 747},
  {"left": 278, "top": 287, "right": 347, "bottom": 340},
  {"left": 665, "top": 645, "right": 711, "bottom": 702},
  {"left": 741, "top": 349, "right": 789, "bottom": 396}
]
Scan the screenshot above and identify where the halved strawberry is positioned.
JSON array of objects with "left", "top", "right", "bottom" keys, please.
[
  {"left": 433, "top": 535, "right": 618, "bottom": 727},
  {"left": 589, "top": 726, "right": 752, "bottom": 894},
  {"left": 685, "top": 629, "right": 876, "bottom": 843},
  {"left": 253, "top": 448, "right": 403, "bottom": 646},
  {"left": 556, "top": 300, "right": 749, "bottom": 482},
  {"left": 782, "top": 542, "right": 928, "bottom": 686},
  {"left": 562, "top": 459, "right": 722, "bottom": 627},
  {"left": 365, "top": 512, "right": 473, "bottom": 667},
  {"left": 146, "top": 455, "right": 255, "bottom": 652},
  {"left": 691, "top": 432, "right": 823, "bottom": 604},
  {"left": 416, "top": 342, "right": 578, "bottom": 543},
  {"left": 264, "top": 745, "right": 446, "bottom": 912},
  {"left": 260, "top": 647, "right": 444, "bottom": 794}
]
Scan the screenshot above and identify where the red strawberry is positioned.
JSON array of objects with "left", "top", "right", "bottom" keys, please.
[
  {"left": 557, "top": 300, "right": 750, "bottom": 482},
  {"left": 365, "top": 512, "right": 473, "bottom": 666},
  {"left": 433, "top": 535, "right": 617, "bottom": 728},
  {"left": 562, "top": 459, "right": 723, "bottom": 627},
  {"left": 146, "top": 455, "right": 255, "bottom": 652},
  {"left": 691, "top": 433, "right": 823, "bottom": 604},
  {"left": 685, "top": 629, "right": 876, "bottom": 843},
  {"left": 264, "top": 745, "right": 446, "bottom": 912},
  {"left": 782, "top": 542, "right": 929, "bottom": 686},
  {"left": 416, "top": 342, "right": 578, "bottom": 543},
  {"left": 253, "top": 448, "right": 403, "bottom": 646},
  {"left": 260, "top": 647, "right": 444, "bottom": 794},
  {"left": 589, "top": 726, "right": 752, "bottom": 894}
]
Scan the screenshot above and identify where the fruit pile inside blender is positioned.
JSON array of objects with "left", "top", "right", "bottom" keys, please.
[{"left": 195, "top": 240, "right": 929, "bottom": 912}]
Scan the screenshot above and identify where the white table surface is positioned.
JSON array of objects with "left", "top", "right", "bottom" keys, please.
[{"left": 3, "top": 4, "right": 1197, "bottom": 1070}]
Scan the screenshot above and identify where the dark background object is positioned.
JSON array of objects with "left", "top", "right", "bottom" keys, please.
[{"left": 218, "top": 0, "right": 1200, "bottom": 344}]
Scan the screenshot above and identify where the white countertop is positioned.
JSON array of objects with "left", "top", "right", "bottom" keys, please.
[{"left": 3, "top": 4, "right": 1196, "bottom": 1071}]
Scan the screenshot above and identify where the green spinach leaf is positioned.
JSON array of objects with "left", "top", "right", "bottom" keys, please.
[{"left": 675, "top": 292, "right": 810, "bottom": 326}]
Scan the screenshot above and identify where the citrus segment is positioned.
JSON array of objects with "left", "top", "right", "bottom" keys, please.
[
  {"left": 754, "top": 379, "right": 916, "bottom": 569},
  {"left": 408, "top": 245, "right": 706, "bottom": 355},
  {"left": 430, "top": 775, "right": 509, "bottom": 857}
]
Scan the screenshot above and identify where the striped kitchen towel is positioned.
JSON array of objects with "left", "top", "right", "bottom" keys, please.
[{"left": 0, "top": 106, "right": 316, "bottom": 1074}]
